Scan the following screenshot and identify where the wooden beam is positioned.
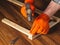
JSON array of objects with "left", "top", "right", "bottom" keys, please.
[
  {"left": 2, "top": 18, "right": 30, "bottom": 36},
  {"left": 2, "top": 17, "right": 60, "bottom": 40},
  {"left": 7, "top": 0, "right": 42, "bottom": 14},
  {"left": 2, "top": 18, "right": 40, "bottom": 40},
  {"left": 49, "top": 16, "right": 60, "bottom": 28}
]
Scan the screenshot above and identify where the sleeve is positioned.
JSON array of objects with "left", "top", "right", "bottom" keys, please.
[{"left": 52, "top": 0, "right": 60, "bottom": 5}]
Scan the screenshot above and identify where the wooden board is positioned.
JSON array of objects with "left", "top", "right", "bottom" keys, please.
[
  {"left": 2, "top": 17, "right": 60, "bottom": 40},
  {"left": 7, "top": 0, "right": 42, "bottom": 14}
]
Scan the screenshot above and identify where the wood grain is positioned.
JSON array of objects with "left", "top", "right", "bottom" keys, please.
[{"left": 0, "top": 0, "right": 60, "bottom": 45}]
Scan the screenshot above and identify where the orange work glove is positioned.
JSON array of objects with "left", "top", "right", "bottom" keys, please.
[
  {"left": 30, "top": 13, "right": 50, "bottom": 35},
  {"left": 21, "top": 0, "right": 35, "bottom": 18},
  {"left": 25, "top": 0, "right": 34, "bottom": 4}
]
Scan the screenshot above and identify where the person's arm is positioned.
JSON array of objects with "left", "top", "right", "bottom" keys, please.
[{"left": 44, "top": 0, "right": 60, "bottom": 17}]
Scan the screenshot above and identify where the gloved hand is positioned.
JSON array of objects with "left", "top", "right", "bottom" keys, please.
[
  {"left": 21, "top": 0, "right": 35, "bottom": 18},
  {"left": 30, "top": 13, "right": 50, "bottom": 35}
]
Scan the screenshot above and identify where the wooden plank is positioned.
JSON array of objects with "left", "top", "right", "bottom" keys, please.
[
  {"left": 2, "top": 17, "right": 60, "bottom": 40},
  {"left": 2, "top": 18, "right": 30, "bottom": 36},
  {"left": 1, "top": 18, "right": 40, "bottom": 40},
  {"left": 49, "top": 16, "right": 60, "bottom": 28},
  {"left": 7, "top": 0, "right": 42, "bottom": 14}
]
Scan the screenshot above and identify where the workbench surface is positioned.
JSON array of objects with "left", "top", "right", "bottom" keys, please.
[{"left": 0, "top": 0, "right": 60, "bottom": 45}]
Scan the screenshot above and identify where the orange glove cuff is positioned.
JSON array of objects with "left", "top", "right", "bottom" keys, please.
[
  {"left": 39, "top": 13, "right": 50, "bottom": 22},
  {"left": 25, "top": 0, "right": 34, "bottom": 4}
]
